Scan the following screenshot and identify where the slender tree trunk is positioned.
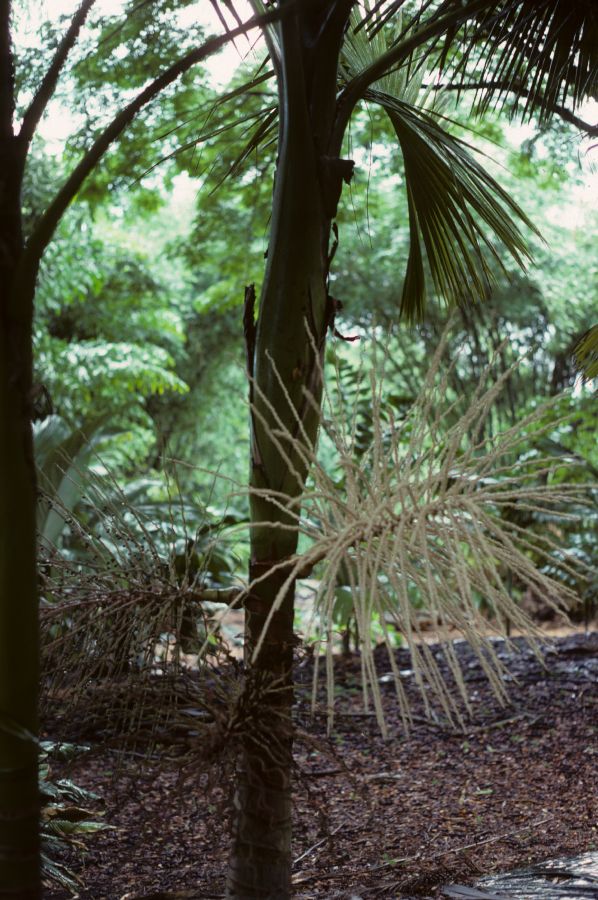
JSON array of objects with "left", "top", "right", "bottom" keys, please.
[
  {"left": 0, "top": 3, "right": 40, "bottom": 893},
  {"left": 0, "top": 300, "right": 39, "bottom": 900},
  {"left": 226, "top": 3, "right": 354, "bottom": 897}
]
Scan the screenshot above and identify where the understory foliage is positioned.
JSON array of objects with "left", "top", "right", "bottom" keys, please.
[
  {"left": 40, "top": 331, "right": 590, "bottom": 746},
  {"left": 40, "top": 741, "right": 112, "bottom": 894}
]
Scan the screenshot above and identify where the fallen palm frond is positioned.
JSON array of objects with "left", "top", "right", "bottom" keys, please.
[
  {"left": 241, "top": 325, "right": 592, "bottom": 735},
  {"left": 39, "top": 467, "right": 244, "bottom": 748}
]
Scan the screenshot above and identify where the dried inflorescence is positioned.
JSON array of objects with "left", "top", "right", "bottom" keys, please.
[{"left": 241, "top": 327, "right": 592, "bottom": 734}]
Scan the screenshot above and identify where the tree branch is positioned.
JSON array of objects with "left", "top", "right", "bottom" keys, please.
[
  {"left": 19, "top": 0, "right": 97, "bottom": 148},
  {"left": 20, "top": 2, "right": 292, "bottom": 275}
]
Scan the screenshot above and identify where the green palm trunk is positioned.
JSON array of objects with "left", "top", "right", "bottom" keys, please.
[{"left": 226, "top": 3, "right": 353, "bottom": 896}]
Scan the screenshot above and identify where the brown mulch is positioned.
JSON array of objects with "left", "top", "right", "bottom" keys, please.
[{"left": 44, "top": 631, "right": 598, "bottom": 899}]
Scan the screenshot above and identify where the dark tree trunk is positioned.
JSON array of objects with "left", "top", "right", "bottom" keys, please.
[
  {"left": 0, "top": 3, "right": 40, "bottom": 894},
  {"left": 226, "top": 3, "right": 354, "bottom": 897},
  {"left": 0, "top": 287, "right": 40, "bottom": 898}
]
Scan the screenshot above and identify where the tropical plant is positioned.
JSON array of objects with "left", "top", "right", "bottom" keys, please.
[
  {"left": 39, "top": 741, "right": 113, "bottom": 895},
  {"left": 39, "top": 462, "right": 244, "bottom": 682},
  {"left": 276, "top": 333, "right": 588, "bottom": 728},
  {"left": 3, "top": 1, "right": 597, "bottom": 897},
  {"left": 34, "top": 414, "right": 109, "bottom": 549},
  {"left": 39, "top": 473, "right": 245, "bottom": 756}
]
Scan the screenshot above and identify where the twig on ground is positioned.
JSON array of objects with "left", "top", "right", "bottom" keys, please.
[
  {"left": 303, "top": 767, "right": 345, "bottom": 777},
  {"left": 409, "top": 712, "right": 538, "bottom": 735},
  {"left": 293, "top": 823, "right": 344, "bottom": 867},
  {"left": 429, "top": 817, "right": 554, "bottom": 861}
]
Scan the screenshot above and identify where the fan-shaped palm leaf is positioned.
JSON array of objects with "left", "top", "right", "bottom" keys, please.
[{"left": 376, "top": 96, "right": 537, "bottom": 319}]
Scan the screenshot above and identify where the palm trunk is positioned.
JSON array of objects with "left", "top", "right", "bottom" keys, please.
[
  {"left": 226, "top": 3, "right": 354, "bottom": 896},
  {"left": 0, "top": 3, "right": 40, "bottom": 892}
]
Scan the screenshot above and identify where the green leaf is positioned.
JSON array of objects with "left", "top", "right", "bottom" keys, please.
[
  {"left": 45, "top": 819, "right": 114, "bottom": 836},
  {"left": 41, "top": 853, "right": 84, "bottom": 892},
  {"left": 380, "top": 97, "right": 538, "bottom": 318},
  {"left": 34, "top": 415, "right": 109, "bottom": 546}
]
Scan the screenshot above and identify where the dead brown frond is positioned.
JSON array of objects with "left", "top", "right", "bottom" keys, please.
[
  {"left": 38, "top": 470, "right": 245, "bottom": 756},
  {"left": 38, "top": 467, "right": 302, "bottom": 792}
]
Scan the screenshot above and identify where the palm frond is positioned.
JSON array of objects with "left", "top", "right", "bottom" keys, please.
[
  {"left": 245, "top": 0, "right": 282, "bottom": 73},
  {"left": 34, "top": 415, "right": 109, "bottom": 547},
  {"left": 357, "top": 0, "right": 437, "bottom": 41},
  {"left": 211, "top": 105, "right": 278, "bottom": 191},
  {"left": 439, "top": 0, "right": 598, "bottom": 121},
  {"left": 341, "top": 7, "right": 539, "bottom": 320},
  {"left": 381, "top": 97, "right": 537, "bottom": 319}
]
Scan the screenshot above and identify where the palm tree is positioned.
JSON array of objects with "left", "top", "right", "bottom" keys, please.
[
  {"left": 222, "top": 1, "right": 598, "bottom": 896},
  {"left": 0, "top": 2, "right": 282, "bottom": 894}
]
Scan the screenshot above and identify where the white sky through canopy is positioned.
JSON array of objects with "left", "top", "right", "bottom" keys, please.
[{"left": 19, "top": 0, "right": 258, "bottom": 142}]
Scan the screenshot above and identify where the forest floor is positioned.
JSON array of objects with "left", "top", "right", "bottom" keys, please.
[{"left": 44, "top": 628, "right": 598, "bottom": 900}]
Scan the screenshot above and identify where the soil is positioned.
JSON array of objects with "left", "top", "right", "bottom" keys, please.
[{"left": 44, "top": 630, "right": 598, "bottom": 900}]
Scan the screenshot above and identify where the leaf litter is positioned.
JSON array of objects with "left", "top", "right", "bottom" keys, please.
[{"left": 44, "top": 629, "right": 597, "bottom": 899}]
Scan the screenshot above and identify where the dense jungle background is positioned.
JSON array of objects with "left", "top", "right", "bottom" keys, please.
[{"left": 0, "top": 1, "right": 597, "bottom": 898}]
